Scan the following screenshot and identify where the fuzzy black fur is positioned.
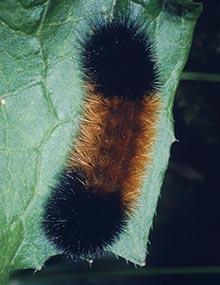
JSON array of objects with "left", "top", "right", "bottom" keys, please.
[
  {"left": 82, "top": 19, "right": 155, "bottom": 99},
  {"left": 43, "top": 169, "right": 126, "bottom": 259}
]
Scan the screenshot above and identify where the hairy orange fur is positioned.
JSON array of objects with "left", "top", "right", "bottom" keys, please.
[{"left": 68, "top": 84, "right": 161, "bottom": 212}]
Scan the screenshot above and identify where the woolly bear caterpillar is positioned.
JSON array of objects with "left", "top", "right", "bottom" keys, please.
[{"left": 43, "top": 16, "right": 161, "bottom": 260}]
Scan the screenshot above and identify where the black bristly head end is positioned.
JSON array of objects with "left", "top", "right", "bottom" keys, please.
[{"left": 42, "top": 169, "right": 126, "bottom": 260}]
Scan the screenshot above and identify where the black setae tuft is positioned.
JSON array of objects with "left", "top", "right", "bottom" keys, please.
[
  {"left": 43, "top": 169, "right": 126, "bottom": 259},
  {"left": 82, "top": 19, "right": 155, "bottom": 100}
]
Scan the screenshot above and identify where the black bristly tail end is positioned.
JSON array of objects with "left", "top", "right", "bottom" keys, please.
[
  {"left": 43, "top": 169, "right": 126, "bottom": 260},
  {"left": 82, "top": 18, "right": 156, "bottom": 100}
]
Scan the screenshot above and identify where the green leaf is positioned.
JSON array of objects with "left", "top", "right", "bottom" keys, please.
[{"left": 0, "top": 0, "right": 202, "bottom": 283}]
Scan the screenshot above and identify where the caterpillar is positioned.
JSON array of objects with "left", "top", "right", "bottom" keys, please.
[{"left": 43, "top": 16, "right": 161, "bottom": 260}]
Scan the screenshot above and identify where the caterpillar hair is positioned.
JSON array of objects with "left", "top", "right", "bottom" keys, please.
[{"left": 43, "top": 16, "right": 161, "bottom": 260}]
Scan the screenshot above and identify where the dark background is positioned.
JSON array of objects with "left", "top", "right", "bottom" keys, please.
[
  {"left": 149, "top": 0, "right": 220, "bottom": 267},
  {"left": 12, "top": 0, "right": 220, "bottom": 284}
]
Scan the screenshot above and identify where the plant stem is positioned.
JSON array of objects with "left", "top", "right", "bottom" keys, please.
[{"left": 181, "top": 71, "right": 220, "bottom": 82}]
